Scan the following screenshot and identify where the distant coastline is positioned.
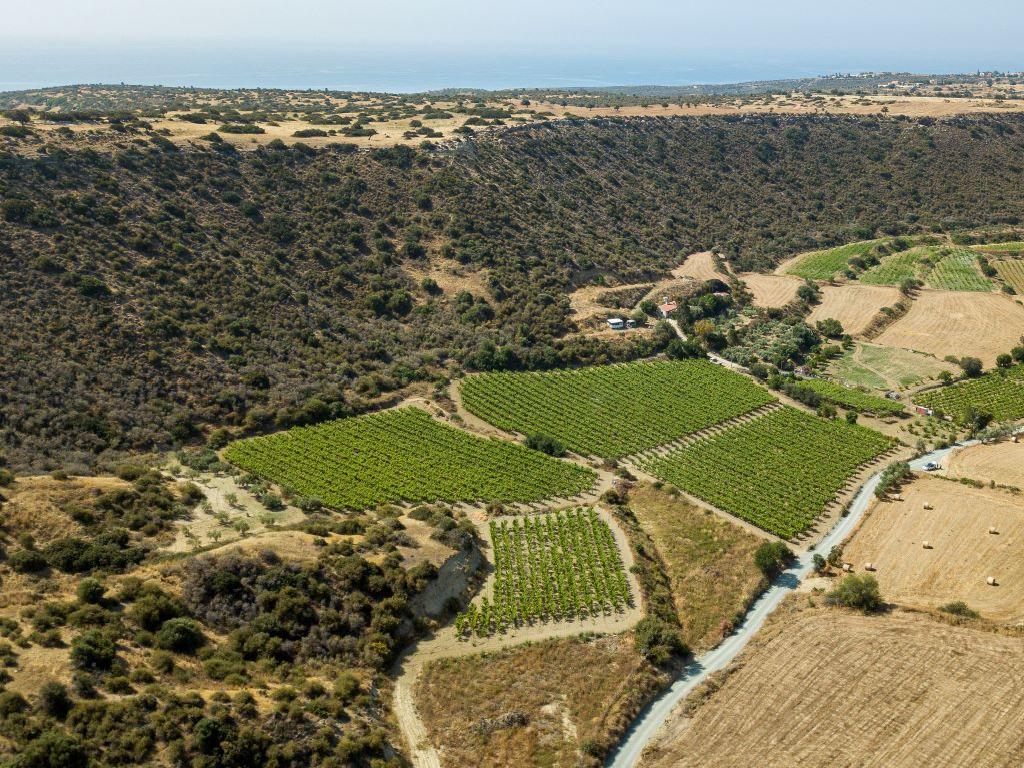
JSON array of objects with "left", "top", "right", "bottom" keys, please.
[{"left": 1, "top": 41, "right": 1019, "bottom": 92}]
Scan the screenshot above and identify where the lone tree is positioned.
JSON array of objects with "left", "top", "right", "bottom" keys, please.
[
  {"left": 754, "top": 541, "right": 794, "bottom": 579},
  {"left": 825, "top": 574, "right": 883, "bottom": 612}
]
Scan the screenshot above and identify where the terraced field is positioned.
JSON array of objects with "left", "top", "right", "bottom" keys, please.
[
  {"left": 782, "top": 239, "right": 887, "bottom": 280},
  {"left": 859, "top": 246, "right": 930, "bottom": 285},
  {"left": 995, "top": 259, "right": 1024, "bottom": 293},
  {"left": 224, "top": 406, "right": 596, "bottom": 509},
  {"left": 915, "top": 366, "right": 1024, "bottom": 422},
  {"left": 460, "top": 360, "right": 776, "bottom": 459},
  {"left": 974, "top": 241, "right": 1024, "bottom": 253},
  {"left": 924, "top": 249, "right": 993, "bottom": 291},
  {"left": 638, "top": 406, "right": 895, "bottom": 538},
  {"left": 799, "top": 378, "right": 906, "bottom": 415}
]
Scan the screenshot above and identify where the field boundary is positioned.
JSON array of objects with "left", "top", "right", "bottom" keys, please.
[{"left": 623, "top": 401, "right": 782, "bottom": 464}]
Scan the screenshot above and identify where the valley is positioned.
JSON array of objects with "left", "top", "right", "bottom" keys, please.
[{"left": 3, "top": 76, "right": 1024, "bottom": 768}]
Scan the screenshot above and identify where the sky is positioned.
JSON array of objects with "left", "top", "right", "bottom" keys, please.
[{"left": 3, "top": 1, "right": 1023, "bottom": 90}]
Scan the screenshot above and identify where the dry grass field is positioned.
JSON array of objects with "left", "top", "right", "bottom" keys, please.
[
  {"left": 829, "top": 342, "right": 956, "bottom": 391},
  {"left": 738, "top": 273, "right": 801, "bottom": 308},
  {"left": 641, "top": 602, "right": 1024, "bottom": 768},
  {"left": 807, "top": 283, "right": 903, "bottom": 336},
  {"left": 627, "top": 485, "right": 765, "bottom": 651},
  {"left": 947, "top": 440, "right": 1024, "bottom": 487},
  {"left": 873, "top": 290, "right": 1024, "bottom": 366},
  {"left": 416, "top": 633, "right": 666, "bottom": 768},
  {"left": 843, "top": 473, "right": 1024, "bottom": 622}
]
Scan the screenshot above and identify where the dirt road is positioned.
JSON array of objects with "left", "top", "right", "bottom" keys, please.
[{"left": 603, "top": 445, "right": 959, "bottom": 768}]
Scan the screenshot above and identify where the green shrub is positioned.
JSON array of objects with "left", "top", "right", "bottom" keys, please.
[
  {"left": 825, "top": 574, "right": 883, "bottom": 612},
  {"left": 938, "top": 601, "right": 979, "bottom": 619},
  {"left": 75, "top": 578, "right": 105, "bottom": 605},
  {"left": 8, "top": 549, "right": 47, "bottom": 573},
  {"left": 155, "top": 618, "right": 206, "bottom": 654},
  {"left": 634, "top": 616, "right": 685, "bottom": 665},
  {"left": 11, "top": 728, "right": 88, "bottom": 768},
  {"left": 525, "top": 433, "right": 566, "bottom": 457},
  {"left": 69, "top": 630, "right": 116, "bottom": 671},
  {"left": 37, "top": 682, "right": 71, "bottom": 719}
]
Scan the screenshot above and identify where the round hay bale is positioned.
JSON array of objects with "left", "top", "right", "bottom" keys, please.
[
  {"left": 987, "top": 576, "right": 998, "bottom": 586},
  {"left": 864, "top": 562, "right": 876, "bottom": 571},
  {"left": 989, "top": 526, "right": 999, "bottom": 535},
  {"left": 842, "top": 562, "right": 853, "bottom": 572},
  {"left": 922, "top": 541, "right": 932, "bottom": 549}
]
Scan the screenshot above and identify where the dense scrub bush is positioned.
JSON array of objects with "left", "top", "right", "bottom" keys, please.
[{"left": 6, "top": 114, "right": 1024, "bottom": 470}]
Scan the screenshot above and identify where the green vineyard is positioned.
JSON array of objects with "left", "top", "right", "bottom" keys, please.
[
  {"left": 924, "top": 249, "right": 993, "bottom": 292},
  {"left": 859, "top": 247, "right": 929, "bottom": 286},
  {"left": 800, "top": 378, "right": 905, "bottom": 415},
  {"left": 785, "top": 239, "right": 887, "bottom": 280},
  {"left": 460, "top": 360, "right": 776, "bottom": 459},
  {"left": 455, "top": 508, "right": 632, "bottom": 637},
  {"left": 994, "top": 260, "right": 1024, "bottom": 294},
  {"left": 915, "top": 367, "right": 1024, "bottom": 422},
  {"left": 639, "top": 406, "right": 896, "bottom": 538},
  {"left": 224, "top": 407, "right": 596, "bottom": 509}
]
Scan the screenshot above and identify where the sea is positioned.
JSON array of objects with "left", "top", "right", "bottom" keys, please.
[{"left": 0, "top": 43, "right": 1014, "bottom": 93}]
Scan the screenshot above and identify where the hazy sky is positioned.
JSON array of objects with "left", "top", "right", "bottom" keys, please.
[
  {"left": 3, "top": 1, "right": 1023, "bottom": 90},
  {"left": 6, "top": 0, "right": 1023, "bottom": 54}
]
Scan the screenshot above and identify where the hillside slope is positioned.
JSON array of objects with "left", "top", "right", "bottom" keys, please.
[{"left": 3, "top": 113, "right": 1024, "bottom": 469}]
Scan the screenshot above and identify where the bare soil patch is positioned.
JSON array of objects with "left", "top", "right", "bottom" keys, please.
[
  {"left": 738, "top": 273, "right": 801, "bottom": 308},
  {"left": 641, "top": 602, "right": 1024, "bottom": 768},
  {"left": 873, "top": 290, "right": 1024, "bottom": 367},
  {"left": 843, "top": 473, "right": 1024, "bottom": 622},
  {"left": 946, "top": 440, "right": 1024, "bottom": 488},
  {"left": 807, "top": 283, "right": 902, "bottom": 336},
  {"left": 626, "top": 485, "right": 765, "bottom": 651}
]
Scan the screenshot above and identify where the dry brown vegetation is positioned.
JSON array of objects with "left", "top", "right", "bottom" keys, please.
[
  {"left": 626, "top": 485, "right": 765, "bottom": 651},
  {"left": 843, "top": 472, "right": 1024, "bottom": 622},
  {"left": 873, "top": 290, "right": 1024, "bottom": 366},
  {"left": 806, "top": 283, "right": 903, "bottom": 336},
  {"left": 641, "top": 602, "right": 1024, "bottom": 768},
  {"left": 416, "top": 633, "right": 666, "bottom": 768}
]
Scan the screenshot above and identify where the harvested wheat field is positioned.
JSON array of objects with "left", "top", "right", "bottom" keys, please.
[
  {"left": 641, "top": 603, "right": 1024, "bottom": 768},
  {"left": 673, "top": 251, "right": 726, "bottom": 283},
  {"left": 843, "top": 474, "right": 1024, "bottom": 622},
  {"left": 946, "top": 440, "right": 1024, "bottom": 488},
  {"left": 807, "top": 283, "right": 902, "bottom": 336},
  {"left": 738, "top": 273, "right": 801, "bottom": 308},
  {"left": 873, "top": 289, "right": 1024, "bottom": 367}
]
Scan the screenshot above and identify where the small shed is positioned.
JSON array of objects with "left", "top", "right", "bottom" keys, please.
[{"left": 606, "top": 318, "right": 625, "bottom": 331}]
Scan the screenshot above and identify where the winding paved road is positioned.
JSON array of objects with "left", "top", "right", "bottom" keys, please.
[{"left": 604, "top": 445, "right": 961, "bottom": 768}]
